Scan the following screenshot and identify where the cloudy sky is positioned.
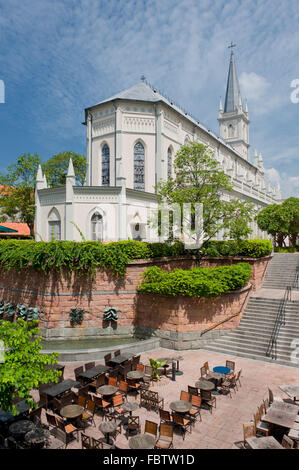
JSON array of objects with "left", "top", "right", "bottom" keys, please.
[{"left": 0, "top": 0, "right": 298, "bottom": 197}]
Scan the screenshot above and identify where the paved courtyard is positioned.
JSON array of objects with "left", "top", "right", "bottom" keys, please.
[{"left": 32, "top": 348, "right": 299, "bottom": 449}]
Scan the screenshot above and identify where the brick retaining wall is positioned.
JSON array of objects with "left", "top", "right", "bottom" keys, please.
[{"left": 0, "top": 255, "right": 270, "bottom": 345}]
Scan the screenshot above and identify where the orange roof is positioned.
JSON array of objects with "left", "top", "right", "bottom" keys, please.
[{"left": 0, "top": 223, "right": 31, "bottom": 236}]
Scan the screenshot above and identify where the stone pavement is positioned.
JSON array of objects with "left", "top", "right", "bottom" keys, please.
[{"left": 34, "top": 348, "right": 299, "bottom": 449}]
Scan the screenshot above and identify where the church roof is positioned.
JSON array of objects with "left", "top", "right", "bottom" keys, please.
[
  {"left": 85, "top": 79, "right": 257, "bottom": 169},
  {"left": 224, "top": 51, "right": 242, "bottom": 113}
]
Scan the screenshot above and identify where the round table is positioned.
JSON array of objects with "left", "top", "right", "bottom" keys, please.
[
  {"left": 24, "top": 428, "right": 50, "bottom": 448},
  {"left": 60, "top": 404, "right": 84, "bottom": 421},
  {"left": 195, "top": 379, "right": 214, "bottom": 391},
  {"left": 9, "top": 420, "right": 35, "bottom": 439},
  {"left": 170, "top": 400, "right": 192, "bottom": 414},
  {"left": 127, "top": 371, "right": 145, "bottom": 380},
  {"left": 122, "top": 401, "right": 139, "bottom": 416},
  {"left": 129, "top": 433, "right": 156, "bottom": 449},
  {"left": 97, "top": 385, "right": 118, "bottom": 397},
  {"left": 171, "top": 356, "right": 184, "bottom": 375},
  {"left": 99, "top": 421, "right": 118, "bottom": 443},
  {"left": 206, "top": 371, "right": 224, "bottom": 394},
  {"left": 213, "top": 366, "right": 231, "bottom": 375}
]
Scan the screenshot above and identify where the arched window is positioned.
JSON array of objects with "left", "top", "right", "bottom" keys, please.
[
  {"left": 91, "top": 213, "right": 103, "bottom": 241},
  {"left": 102, "top": 144, "right": 110, "bottom": 186},
  {"left": 48, "top": 208, "right": 61, "bottom": 241},
  {"left": 184, "top": 136, "right": 190, "bottom": 145},
  {"left": 167, "top": 147, "right": 172, "bottom": 179},
  {"left": 134, "top": 142, "right": 145, "bottom": 191}
]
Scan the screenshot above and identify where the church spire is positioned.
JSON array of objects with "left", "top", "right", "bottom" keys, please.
[{"left": 223, "top": 47, "right": 242, "bottom": 113}]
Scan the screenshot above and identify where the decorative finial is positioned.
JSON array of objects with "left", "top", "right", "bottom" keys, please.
[{"left": 140, "top": 75, "right": 146, "bottom": 82}]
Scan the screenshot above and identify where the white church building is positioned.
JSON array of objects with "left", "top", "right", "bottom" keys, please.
[{"left": 35, "top": 51, "right": 281, "bottom": 243}]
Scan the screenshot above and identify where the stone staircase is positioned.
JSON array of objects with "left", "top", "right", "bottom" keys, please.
[
  {"left": 262, "top": 252, "right": 299, "bottom": 289},
  {"left": 200, "top": 253, "right": 299, "bottom": 367}
]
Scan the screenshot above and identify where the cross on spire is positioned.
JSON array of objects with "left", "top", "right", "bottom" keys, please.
[{"left": 228, "top": 42, "right": 236, "bottom": 55}]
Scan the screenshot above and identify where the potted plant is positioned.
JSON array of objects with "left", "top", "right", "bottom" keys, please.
[{"left": 149, "top": 358, "right": 169, "bottom": 381}]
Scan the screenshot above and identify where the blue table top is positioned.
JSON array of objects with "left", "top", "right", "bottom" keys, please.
[{"left": 213, "top": 366, "right": 231, "bottom": 374}]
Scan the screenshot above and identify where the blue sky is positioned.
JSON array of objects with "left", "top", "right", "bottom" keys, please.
[{"left": 0, "top": 0, "right": 298, "bottom": 197}]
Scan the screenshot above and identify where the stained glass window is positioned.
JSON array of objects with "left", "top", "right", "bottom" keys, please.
[
  {"left": 102, "top": 144, "right": 110, "bottom": 186},
  {"left": 91, "top": 213, "right": 103, "bottom": 241},
  {"left": 134, "top": 142, "right": 145, "bottom": 191},
  {"left": 167, "top": 147, "right": 172, "bottom": 179}
]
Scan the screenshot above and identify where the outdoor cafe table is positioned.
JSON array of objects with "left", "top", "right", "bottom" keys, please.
[
  {"left": 171, "top": 355, "right": 184, "bottom": 375},
  {"left": 129, "top": 433, "right": 156, "bottom": 449},
  {"left": 195, "top": 379, "right": 215, "bottom": 391},
  {"left": 122, "top": 401, "right": 139, "bottom": 416},
  {"left": 60, "top": 404, "right": 84, "bottom": 422},
  {"left": 271, "top": 400, "right": 299, "bottom": 413},
  {"left": 78, "top": 364, "right": 110, "bottom": 382},
  {"left": 245, "top": 436, "right": 283, "bottom": 449},
  {"left": 9, "top": 419, "right": 35, "bottom": 438},
  {"left": 46, "top": 363, "right": 64, "bottom": 372},
  {"left": 24, "top": 428, "right": 50, "bottom": 448},
  {"left": 99, "top": 421, "right": 119, "bottom": 444},
  {"left": 97, "top": 385, "right": 118, "bottom": 398},
  {"left": 213, "top": 366, "right": 231, "bottom": 375},
  {"left": 109, "top": 353, "right": 133, "bottom": 366},
  {"left": 127, "top": 370, "right": 145, "bottom": 380},
  {"left": 279, "top": 384, "right": 299, "bottom": 402},
  {"left": 262, "top": 405, "right": 298, "bottom": 429},
  {"left": 170, "top": 400, "right": 192, "bottom": 414},
  {"left": 43, "top": 379, "right": 80, "bottom": 399},
  {"left": 157, "top": 358, "right": 171, "bottom": 375}
]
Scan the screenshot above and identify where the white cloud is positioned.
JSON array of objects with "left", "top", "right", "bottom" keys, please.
[{"left": 239, "top": 72, "right": 270, "bottom": 101}]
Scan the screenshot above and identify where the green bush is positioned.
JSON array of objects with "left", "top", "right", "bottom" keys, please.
[
  {"left": 201, "top": 239, "right": 272, "bottom": 258},
  {"left": 0, "top": 238, "right": 271, "bottom": 278},
  {"left": 274, "top": 246, "right": 299, "bottom": 253},
  {"left": 138, "top": 263, "right": 252, "bottom": 298}
]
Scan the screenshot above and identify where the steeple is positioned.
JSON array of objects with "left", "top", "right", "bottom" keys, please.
[
  {"left": 218, "top": 46, "right": 250, "bottom": 161},
  {"left": 224, "top": 49, "right": 242, "bottom": 113}
]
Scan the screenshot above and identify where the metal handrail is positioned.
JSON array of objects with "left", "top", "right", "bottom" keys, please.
[
  {"left": 293, "top": 269, "right": 299, "bottom": 289},
  {"left": 266, "top": 285, "right": 292, "bottom": 359}
]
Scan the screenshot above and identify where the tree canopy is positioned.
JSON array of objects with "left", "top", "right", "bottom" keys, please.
[
  {"left": 0, "top": 319, "right": 61, "bottom": 413},
  {"left": 0, "top": 153, "right": 42, "bottom": 237},
  {"left": 256, "top": 197, "right": 299, "bottom": 247},
  {"left": 155, "top": 142, "right": 256, "bottom": 246},
  {"left": 44, "top": 151, "right": 86, "bottom": 187}
]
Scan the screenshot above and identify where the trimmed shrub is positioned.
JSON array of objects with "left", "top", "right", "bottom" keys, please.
[
  {"left": 201, "top": 239, "right": 272, "bottom": 258},
  {"left": 138, "top": 263, "right": 252, "bottom": 298}
]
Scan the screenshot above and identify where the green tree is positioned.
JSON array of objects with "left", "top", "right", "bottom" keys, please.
[
  {"left": 256, "top": 197, "right": 299, "bottom": 247},
  {"left": 155, "top": 142, "right": 254, "bottom": 246},
  {"left": 0, "top": 153, "right": 41, "bottom": 237},
  {"left": 0, "top": 318, "right": 60, "bottom": 414},
  {"left": 225, "top": 199, "right": 256, "bottom": 241},
  {"left": 44, "top": 151, "right": 86, "bottom": 187}
]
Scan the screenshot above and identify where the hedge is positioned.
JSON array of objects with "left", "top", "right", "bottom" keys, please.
[
  {"left": 0, "top": 239, "right": 271, "bottom": 278},
  {"left": 138, "top": 263, "right": 252, "bottom": 298},
  {"left": 201, "top": 239, "right": 273, "bottom": 258}
]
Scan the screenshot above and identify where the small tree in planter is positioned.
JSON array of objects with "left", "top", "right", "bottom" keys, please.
[{"left": 149, "top": 358, "right": 169, "bottom": 381}]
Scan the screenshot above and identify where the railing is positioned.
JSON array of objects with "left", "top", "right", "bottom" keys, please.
[
  {"left": 200, "top": 285, "right": 252, "bottom": 337},
  {"left": 293, "top": 269, "right": 299, "bottom": 290},
  {"left": 266, "top": 285, "right": 292, "bottom": 359}
]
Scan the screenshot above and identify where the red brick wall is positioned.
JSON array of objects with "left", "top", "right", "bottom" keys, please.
[
  {"left": 0, "top": 255, "right": 270, "bottom": 332},
  {"left": 135, "top": 284, "right": 252, "bottom": 333}
]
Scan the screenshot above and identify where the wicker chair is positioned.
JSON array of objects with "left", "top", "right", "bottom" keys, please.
[
  {"left": 126, "top": 416, "right": 141, "bottom": 437},
  {"left": 180, "top": 391, "right": 190, "bottom": 403},
  {"left": 243, "top": 422, "right": 256, "bottom": 448},
  {"left": 144, "top": 420, "right": 158, "bottom": 438},
  {"left": 114, "top": 350, "right": 121, "bottom": 357},
  {"left": 282, "top": 434, "right": 295, "bottom": 449},
  {"left": 188, "top": 395, "right": 202, "bottom": 425},
  {"left": 104, "top": 353, "right": 113, "bottom": 367},
  {"left": 155, "top": 423, "right": 173, "bottom": 449},
  {"left": 188, "top": 385, "right": 198, "bottom": 396},
  {"left": 80, "top": 399, "right": 96, "bottom": 427},
  {"left": 254, "top": 411, "right": 270, "bottom": 437},
  {"left": 74, "top": 366, "right": 84, "bottom": 383},
  {"left": 172, "top": 412, "right": 192, "bottom": 440},
  {"left": 84, "top": 362, "right": 95, "bottom": 371},
  {"left": 89, "top": 373, "right": 106, "bottom": 394},
  {"left": 159, "top": 409, "right": 173, "bottom": 425},
  {"left": 200, "top": 390, "right": 216, "bottom": 414}
]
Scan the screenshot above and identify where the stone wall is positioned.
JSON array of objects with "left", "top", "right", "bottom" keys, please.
[{"left": 0, "top": 255, "right": 270, "bottom": 346}]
